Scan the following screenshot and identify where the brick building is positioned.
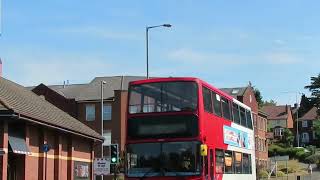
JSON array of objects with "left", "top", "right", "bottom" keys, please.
[
  {"left": 298, "top": 107, "right": 318, "bottom": 146},
  {"left": 31, "top": 76, "right": 145, "bottom": 178},
  {"left": 262, "top": 105, "right": 294, "bottom": 139},
  {"left": 221, "top": 86, "right": 268, "bottom": 169},
  {"left": 0, "top": 77, "right": 103, "bottom": 180}
]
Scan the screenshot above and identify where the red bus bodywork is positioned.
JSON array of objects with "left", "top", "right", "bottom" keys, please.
[{"left": 125, "top": 77, "right": 255, "bottom": 180}]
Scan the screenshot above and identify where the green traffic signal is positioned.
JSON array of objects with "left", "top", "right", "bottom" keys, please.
[{"left": 110, "top": 144, "right": 118, "bottom": 164}]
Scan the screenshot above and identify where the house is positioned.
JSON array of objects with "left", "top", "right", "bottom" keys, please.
[
  {"left": 261, "top": 105, "right": 294, "bottom": 139},
  {"left": 0, "top": 76, "right": 103, "bottom": 180},
  {"left": 221, "top": 86, "right": 268, "bottom": 169},
  {"left": 30, "top": 76, "right": 145, "bottom": 168},
  {"left": 298, "top": 107, "right": 318, "bottom": 146}
]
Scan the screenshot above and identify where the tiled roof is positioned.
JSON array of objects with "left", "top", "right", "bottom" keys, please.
[
  {"left": 0, "top": 77, "right": 103, "bottom": 141},
  {"left": 220, "top": 87, "right": 248, "bottom": 98},
  {"left": 261, "top": 105, "right": 290, "bottom": 120},
  {"left": 33, "top": 76, "right": 147, "bottom": 101},
  {"left": 300, "top": 107, "right": 318, "bottom": 121}
]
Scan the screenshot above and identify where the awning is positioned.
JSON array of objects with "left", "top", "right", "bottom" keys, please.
[{"left": 8, "top": 133, "right": 31, "bottom": 155}]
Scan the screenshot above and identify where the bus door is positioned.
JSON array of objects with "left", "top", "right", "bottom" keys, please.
[{"left": 209, "top": 149, "right": 214, "bottom": 180}]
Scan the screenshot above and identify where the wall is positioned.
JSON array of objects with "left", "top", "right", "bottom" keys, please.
[{"left": 0, "top": 119, "right": 95, "bottom": 180}]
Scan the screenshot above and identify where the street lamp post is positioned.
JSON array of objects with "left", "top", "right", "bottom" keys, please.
[
  {"left": 282, "top": 91, "right": 303, "bottom": 147},
  {"left": 101, "top": 80, "right": 107, "bottom": 180},
  {"left": 146, "top": 24, "right": 172, "bottom": 79}
]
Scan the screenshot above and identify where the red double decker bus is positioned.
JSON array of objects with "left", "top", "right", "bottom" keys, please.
[{"left": 125, "top": 77, "right": 256, "bottom": 180}]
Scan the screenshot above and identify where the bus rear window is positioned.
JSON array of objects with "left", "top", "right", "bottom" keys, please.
[{"left": 129, "top": 81, "right": 198, "bottom": 114}]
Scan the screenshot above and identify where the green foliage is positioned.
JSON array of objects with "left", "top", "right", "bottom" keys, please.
[
  {"left": 279, "top": 128, "right": 294, "bottom": 146},
  {"left": 258, "top": 170, "right": 268, "bottom": 178},
  {"left": 268, "top": 144, "right": 310, "bottom": 161},
  {"left": 305, "top": 73, "right": 320, "bottom": 114},
  {"left": 253, "top": 88, "right": 263, "bottom": 108},
  {"left": 276, "top": 171, "right": 285, "bottom": 177},
  {"left": 305, "top": 153, "right": 320, "bottom": 164},
  {"left": 299, "top": 94, "right": 314, "bottom": 117},
  {"left": 296, "top": 151, "right": 311, "bottom": 162},
  {"left": 313, "top": 120, "right": 320, "bottom": 140},
  {"left": 263, "top": 99, "right": 277, "bottom": 106}
]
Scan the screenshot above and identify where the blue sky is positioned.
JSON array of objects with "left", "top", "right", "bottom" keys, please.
[{"left": 1, "top": 0, "right": 319, "bottom": 105}]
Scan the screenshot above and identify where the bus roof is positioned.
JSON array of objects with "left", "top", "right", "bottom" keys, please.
[{"left": 129, "top": 77, "right": 234, "bottom": 100}]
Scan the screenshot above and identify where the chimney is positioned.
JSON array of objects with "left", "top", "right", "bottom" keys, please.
[
  {"left": 294, "top": 103, "right": 298, "bottom": 108},
  {"left": 0, "top": 58, "right": 2, "bottom": 77}
]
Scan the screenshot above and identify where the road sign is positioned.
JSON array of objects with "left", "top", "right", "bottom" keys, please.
[
  {"left": 269, "top": 155, "right": 289, "bottom": 161},
  {"left": 94, "top": 158, "right": 110, "bottom": 175},
  {"left": 42, "top": 144, "right": 50, "bottom": 153}
]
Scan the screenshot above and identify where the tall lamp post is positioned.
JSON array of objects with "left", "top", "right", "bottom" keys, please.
[
  {"left": 101, "top": 80, "right": 107, "bottom": 180},
  {"left": 146, "top": 24, "right": 172, "bottom": 79},
  {"left": 282, "top": 91, "right": 303, "bottom": 147}
]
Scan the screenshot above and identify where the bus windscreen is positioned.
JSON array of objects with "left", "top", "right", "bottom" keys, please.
[
  {"left": 126, "top": 141, "right": 201, "bottom": 177},
  {"left": 129, "top": 81, "right": 198, "bottom": 114}
]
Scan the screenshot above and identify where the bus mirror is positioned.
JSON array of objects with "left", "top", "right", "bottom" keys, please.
[{"left": 200, "top": 144, "right": 207, "bottom": 156}]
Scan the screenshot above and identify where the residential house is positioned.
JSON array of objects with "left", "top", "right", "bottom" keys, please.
[
  {"left": 221, "top": 86, "right": 268, "bottom": 169},
  {"left": 261, "top": 105, "right": 294, "bottom": 139},
  {"left": 298, "top": 107, "right": 318, "bottom": 146}
]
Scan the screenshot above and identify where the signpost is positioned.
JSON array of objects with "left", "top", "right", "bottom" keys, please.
[
  {"left": 94, "top": 158, "right": 110, "bottom": 176},
  {"left": 42, "top": 144, "right": 51, "bottom": 180}
]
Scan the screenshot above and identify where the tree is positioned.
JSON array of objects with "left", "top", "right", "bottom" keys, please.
[
  {"left": 298, "top": 94, "right": 314, "bottom": 117},
  {"left": 313, "top": 119, "right": 320, "bottom": 140},
  {"left": 262, "top": 99, "right": 277, "bottom": 106},
  {"left": 305, "top": 73, "right": 320, "bottom": 114},
  {"left": 253, "top": 88, "right": 263, "bottom": 108},
  {"left": 280, "top": 128, "right": 294, "bottom": 146}
]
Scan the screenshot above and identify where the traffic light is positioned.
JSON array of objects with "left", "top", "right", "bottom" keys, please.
[{"left": 110, "top": 144, "right": 118, "bottom": 164}]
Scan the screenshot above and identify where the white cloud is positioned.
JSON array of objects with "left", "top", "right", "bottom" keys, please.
[
  {"left": 273, "top": 39, "right": 286, "bottom": 45},
  {"left": 168, "top": 48, "right": 303, "bottom": 66},
  {"left": 2, "top": 51, "right": 143, "bottom": 86},
  {"left": 264, "top": 52, "right": 302, "bottom": 64}
]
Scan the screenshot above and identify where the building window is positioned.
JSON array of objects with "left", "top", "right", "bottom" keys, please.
[
  {"left": 301, "top": 132, "right": 309, "bottom": 143},
  {"left": 313, "top": 131, "right": 317, "bottom": 139},
  {"left": 274, "top": 128, "right": 284, "bottom": 136},
  {"left": 302, "top": 121, "right": 308, "bottom": 128},
  {"left": 86, "top": 104, "right": 95, "bottom": 121},
  {"left": 102, "top": 130, "right": 111, "bottom": 146},
  {"left": 103, "top": 105, "right": 112, "bottom": 121}
]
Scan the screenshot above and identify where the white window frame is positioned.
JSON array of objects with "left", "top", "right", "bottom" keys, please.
[
  {"left": 85, "top": 104, "right": 95, "bottom": 121},
  {"left": 103, "top": 104, "right": 112, "bottom": 121},
  {"left": 301, "top": 132, "right": 309, "bottom": 143},
  {"left": 302, "top": 120, "right": 308, "bottom": 128},
  {"left": 102, "top": 130, "right": 112, "bottom": 146},
  {"left": 274, "top": 128, "right": 284, "bottom": 136}
]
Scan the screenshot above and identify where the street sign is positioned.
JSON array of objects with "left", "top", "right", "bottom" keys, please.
[
  {"left": 94, "top": 158, "right": 110, "bottom": 175},
  {"left": 269, "top": 155, "right": 289, "bottom": 161},
  {"left": 42, "top": 144, "right": 50, "bottom": 153}
]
